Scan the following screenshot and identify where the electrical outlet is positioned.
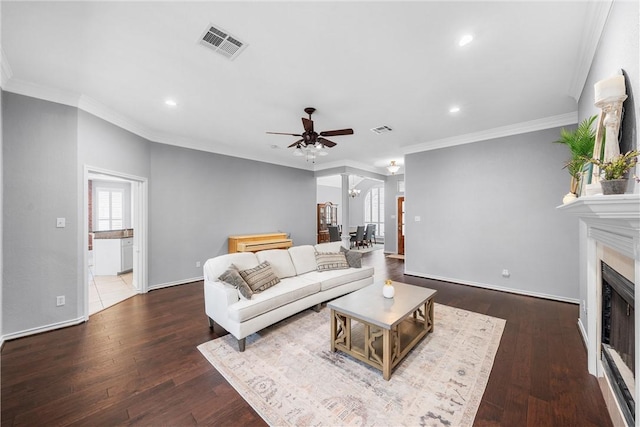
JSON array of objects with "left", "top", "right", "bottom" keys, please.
[
  {"left": 196, "top": 261, "right": 201, "bottom": 268},
  {"left": 56, "top": 296, "right": 65, "bottom": 306},
  {"left": 56, "top": 218, "right": 66, "bottom": 228},
  {"left": 502, "top": 269, "right": 510, "bottom": 278}
]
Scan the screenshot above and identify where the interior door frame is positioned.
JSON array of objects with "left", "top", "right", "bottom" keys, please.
[
  {"left": 397, "top": 196, "right": 405, "bottom": 255},
  {"left": 82, "top": 165, "right": 148, "bottom": 320}
]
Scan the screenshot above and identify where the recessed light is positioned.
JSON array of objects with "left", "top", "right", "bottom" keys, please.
[
  {"left": 458, "top": 34, "right": 473, "bottom": 47},
  {"left": 449, "top": 106, "right": 461, "bottom": 113},
  {"left": 165, "top": 99, "right": 177, "bottom": 107}
]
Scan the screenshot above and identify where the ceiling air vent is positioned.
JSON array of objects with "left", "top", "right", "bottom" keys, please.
[
  {"left": 199, "top": 24, "right": 247, "bottom": 60},
  {"left": 370, "top": 125, "right": 393, "bottom": 135}
]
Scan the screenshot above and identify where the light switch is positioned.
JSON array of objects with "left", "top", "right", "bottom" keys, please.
[
  {"left": 56, "top": 218, "right": 66, "bottom": 228},
  {"left": 414, "top": 216, "right": 421, "bottom": 222}
]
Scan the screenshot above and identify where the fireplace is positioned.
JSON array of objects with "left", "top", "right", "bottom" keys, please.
[
  {"left": 558, "top": 194, "right": 639, "bottom": 427},
  {"left": 601, "top": 261, "right": 635, "bottom": 426}
]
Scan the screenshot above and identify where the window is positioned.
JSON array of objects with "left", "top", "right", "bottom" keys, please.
[
  {"left": 97, "top": 189, "right": 123, "bottom": 231},
  {"left": 364, "top": 186, "right": 384, "bottom": 237}
]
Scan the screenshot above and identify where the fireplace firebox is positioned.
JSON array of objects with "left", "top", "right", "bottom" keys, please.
[{"left": 601, "top": 261, "right": 635, "bottom": 426}]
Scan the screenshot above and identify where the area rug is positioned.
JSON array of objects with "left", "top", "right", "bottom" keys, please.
[
  {"left": 351, "top": 243, "right": 384, "bottom": 253},
  {"left": 198, "top": 304, "right": 505, "bottom": 426}
]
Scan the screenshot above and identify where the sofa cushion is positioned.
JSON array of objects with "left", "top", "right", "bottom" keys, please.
[
  {"left": 204, "top": 252, "right": 259, "bottom": 283},
  {"left": 315, "top": 241, "right": 343, "bottom": 253},
  {"left": 288, "top": 245, "right": 317, "bottom": 275},
  {"left": 227, "top": 277, "right": 321, "bottom": 322},
  {"left": 218, "top": 265, "right": 253, "bottom": 300},
  {"left": 239, "top": 261, "right": 280, "bottom": 293},
  {"left": 256, "top": 249, "right": 297, "bottom": 279},
  {"left": 301, "top": 266, "right": 374, "bottom": 291},
  {"left": 340, "top": 246, "right": 362, "bottom": 268},
  {"left": 315, "top": 252, "right": 349, "bottom": 271}
]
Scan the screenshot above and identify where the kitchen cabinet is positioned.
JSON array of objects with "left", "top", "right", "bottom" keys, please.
[{"left": 94, "top": 237, "right": 133, "bottom": 275}]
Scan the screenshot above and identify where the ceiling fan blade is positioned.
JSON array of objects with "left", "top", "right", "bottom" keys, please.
[
  {"left": 266, "top": 131, "right": 303, "bottom": 136},
  {"left": 317, "top": 137, "right": 337, "bottom": 148},
  {"left": 302, "top": 117, "right": 314, "bottom": 133},
  {"left": 319, "top": 128, "right": 354, "bottom": 137},
  {"left": 287, "top": 139, "right": 304, "bottom": 148}
]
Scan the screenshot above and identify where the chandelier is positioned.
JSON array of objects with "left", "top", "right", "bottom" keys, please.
[
  {"left": 387, "top": 160, "right": 400, "bottom": 174},
  {"left": 348, "top": 175, "right": 361, "bottom": 197}
]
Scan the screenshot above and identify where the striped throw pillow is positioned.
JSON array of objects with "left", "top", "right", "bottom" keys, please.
[
  {"left": 315, "top": 252, "right": 349, "bottom": 271},
  {"left": 239, "top": 261, "right": 280, "bottom": 293}
]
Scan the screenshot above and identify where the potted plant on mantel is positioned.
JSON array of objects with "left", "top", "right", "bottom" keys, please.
[
  {"left": 584, "top": 150, "right": 640, "bottom": 195},
  {"left": 554, "top": 115, "right": 597, "bottom": 203}
]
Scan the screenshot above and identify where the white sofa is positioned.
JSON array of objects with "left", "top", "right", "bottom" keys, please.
[{"left": 203, "top": 241, "right": 374, "bottom": 351}]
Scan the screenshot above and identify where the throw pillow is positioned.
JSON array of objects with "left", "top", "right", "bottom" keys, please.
[
  {"left": 239, "top": 261, "right": 280, "bottom": 293},
  {"left": 315, "top": 252, "right": 349, "bottom": 271},
  {"left": 218, "top": 264, "right": 253, "bottom": 300},
  {"left": 340, "top": 246, "right": 362, "bottom": 268}
]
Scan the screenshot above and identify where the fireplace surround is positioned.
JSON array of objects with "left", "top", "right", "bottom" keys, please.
[{"left": 559, "top": 194, "right": 639, "bottom": 426}]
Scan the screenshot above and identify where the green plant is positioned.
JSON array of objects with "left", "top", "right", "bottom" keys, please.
[
  {"left": 586, "top": 150, "right": 640, "bottom": 180},
  {"left": 554, "top": 115, "right": 597, "bottom": 182}
]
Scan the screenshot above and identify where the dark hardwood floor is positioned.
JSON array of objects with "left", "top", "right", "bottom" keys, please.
[{"left": 2, "top": 250, "right": 612, "bottom": 426}]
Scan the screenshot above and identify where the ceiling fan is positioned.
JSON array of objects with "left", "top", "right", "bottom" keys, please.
[{"left": 266, "top": 107, "right": 354, "bottom": 150}]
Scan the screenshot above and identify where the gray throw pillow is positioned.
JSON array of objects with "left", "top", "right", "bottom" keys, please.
[
  {"left": 340, "top": 246, "right": 362, "bottom": 268},
  {"left": 239, "top": 261, "right": 280, "bottom": 293},
  {"left": 315, "top": 252, "right": 350, "bottom": 271},
  {"left": 218, "top": 264, "right": 253, "bottom": 300}
]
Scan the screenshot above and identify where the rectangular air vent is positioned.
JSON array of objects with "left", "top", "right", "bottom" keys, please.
[
  {"left": 199, "top": 24, "right": 247, "bottom": 60},
  {"left": 370, "top": 125, "right": 393, "bottom": 135}
]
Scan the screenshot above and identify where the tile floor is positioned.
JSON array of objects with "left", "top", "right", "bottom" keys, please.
[{"left": 88, "top": 269, "right": 137, "bottom": 315}]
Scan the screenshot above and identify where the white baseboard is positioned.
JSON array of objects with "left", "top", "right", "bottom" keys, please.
[
  {"left": 148, "top": 275, "right": 203, "bottom": 291},
  {"left": 577, "top": 318, "right": 589, "bottom": 349},
  {"left": 404, "top": 270, "right": 580, "bottom": 305},
  {"left": 2, "top": 316, "right": 86, "bottom": 342}
]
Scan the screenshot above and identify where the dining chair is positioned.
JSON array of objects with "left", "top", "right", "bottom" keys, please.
[
  {"left": 350, "top": 225, "right": 365, "bottom": 248},
  {"left": 364, "top": 224, "right": 374, "bottom": 247}
]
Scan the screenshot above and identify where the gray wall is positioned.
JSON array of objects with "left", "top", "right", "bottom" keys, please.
[
  {"left": 149, "top": 142, "right": 315, "bottom": 286},
  {"left": 576, "top": 0, "right": 639, "bottom": 333},
  {"left": 3, "top": 93, "right": 80, "bottom": 333},
  {"left": 405, "top": 127, "right": 579, "bottom": 302},
  {"left": 384, "top": 174, "right": 404, "bottom": 253},
  {"left": 3, "top": 93, "right": 315, "bottom": 338}
]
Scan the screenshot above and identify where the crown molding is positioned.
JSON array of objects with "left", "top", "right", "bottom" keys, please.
[
  {"left": 3, "top": 78, "right": 81, "bottom": 107},
  {"left": 403, "top": 111, "right": 578, "bottom": 155},
  {"left": 567, "top": 0, "right": 614, "bottom": 101},
  {"left": 2, "top": 77, "right": 579, "bottom": 174}
]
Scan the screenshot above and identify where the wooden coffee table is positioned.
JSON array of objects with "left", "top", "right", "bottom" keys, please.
[{"left": 328, "top": 281, "right": 437, "bottom": 380}]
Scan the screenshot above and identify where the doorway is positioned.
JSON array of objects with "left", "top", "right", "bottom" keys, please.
[
  {"left": 397, "top": 196, "right": 405, "bottom": 255},
  {"left": 83, "top": 166, "right": 148, "bottom": 319}
]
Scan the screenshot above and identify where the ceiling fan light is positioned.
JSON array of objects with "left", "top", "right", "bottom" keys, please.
[
  {"left": 318, "top": 150, "right": 328, "bottom": 156},
  {"left": 293, "top": 148, "right": 304, "bottom": 156}
]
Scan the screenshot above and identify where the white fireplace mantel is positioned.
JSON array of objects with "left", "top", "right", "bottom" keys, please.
[
  {"left": 558, "top": 194, "right": 640, "bottom": 260},
  {"left": 558, "top": 193, "right": 639, "bottom": 426}
]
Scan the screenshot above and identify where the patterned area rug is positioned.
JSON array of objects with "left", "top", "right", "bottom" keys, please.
[{"left": 198, "top": 304, "right": 505, "bottom": 426}]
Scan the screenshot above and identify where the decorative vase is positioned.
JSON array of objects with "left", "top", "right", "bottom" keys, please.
[
  {"left": 600, "top": 179, "right": 627, "bottom": 195},
  {"left": 562, "top": 192, "right": 577, "bottom": 204},
  {"left": 383, "top": 280, "right": 395, "bottom": 298}
]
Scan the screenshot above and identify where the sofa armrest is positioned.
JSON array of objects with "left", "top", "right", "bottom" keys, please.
[{"left": 204, "top": 279, "right": 239, "bottom": 332}]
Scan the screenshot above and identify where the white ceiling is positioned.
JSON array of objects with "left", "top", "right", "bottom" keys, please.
[{"left": 2, "top": 1, "right": 605, "bottom": 175}]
